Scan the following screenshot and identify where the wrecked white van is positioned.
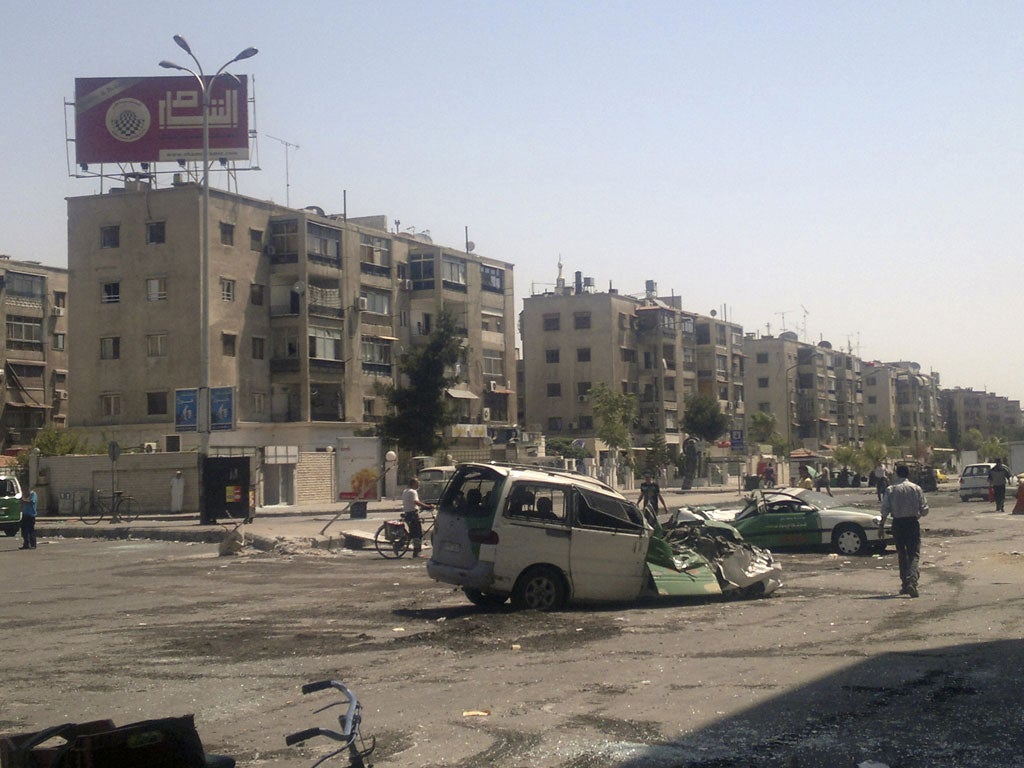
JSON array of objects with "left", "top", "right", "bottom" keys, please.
[{"left": 427, "top": 463, "right": 781, "bottom": 611}]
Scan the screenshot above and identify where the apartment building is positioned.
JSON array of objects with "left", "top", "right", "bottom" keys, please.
[
  {"left": 66, "top": 179, "right": 516, "bottom": 454},
  {"left": 942, "top": 387, "right": 1023, "bottom": 438},
  {"left": 0, "top": 257, "right": 69, "bottom": 451},
  {"left": 885, "top": 361, "right": 943, "bottom": 447},
  {"left": 520, "top": 273, "right": 741, "bottom": 451}
]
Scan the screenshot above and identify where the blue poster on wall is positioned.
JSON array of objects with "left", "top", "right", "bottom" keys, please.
[
  {"left": 210, "top": 387, "right": 235, "bottom": 431},
  {"left": 175, "top": 389, "right": 198, "bottom": 432}
]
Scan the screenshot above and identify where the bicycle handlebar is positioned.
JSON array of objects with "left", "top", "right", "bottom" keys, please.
[{"left": 285, "top": 680, "right": 360, "bottom": 747}]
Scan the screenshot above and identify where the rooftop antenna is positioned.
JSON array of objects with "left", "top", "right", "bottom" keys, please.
[
  {"left": 266, "top": 134, "right": 299, "bottom": 206},
  {"left": 799, "top": 305, "right": 810, "bottom": 341},
  {"left": 775, "top": 309, "right": 792, "bottom": 332}
]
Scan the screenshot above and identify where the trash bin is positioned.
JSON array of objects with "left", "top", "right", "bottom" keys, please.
[
  {"left": 349, "top": 500, "right": 368, "bottom": 519},
  {"left": 744, "top": 475, "right": 762, "bottom": 491}
]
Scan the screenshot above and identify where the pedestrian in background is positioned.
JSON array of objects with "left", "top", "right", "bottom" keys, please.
[
  {"left": 815, "top": 465, "right": 834, "bottom": 497},
  {"left": 19, "top": 485, "right": 38, "bottom": 550},
  {"left": 402, "top": 478, "right": 433, "bottom": 558},
  {"left": 879, "top": 464, "right": 929, "bottom": 598},
  {"left": 873, "top": 462, "right": 889, "bottom": 502},
  {"left": 170, "top": 470, "right": 185, "bottom": 513},
  {"left": 987, "top": 458, "right": 1013, "bottom": 513}
]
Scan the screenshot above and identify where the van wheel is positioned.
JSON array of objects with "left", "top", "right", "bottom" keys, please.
[
  {"left": 512, "top": 566, "right": 568, "bottom": 612},
  {"left": 2, "top": 527, "right": 16, "bottom": 537},
  {"left": 463, "top": 587, "right": 508, "bottom": 608}
]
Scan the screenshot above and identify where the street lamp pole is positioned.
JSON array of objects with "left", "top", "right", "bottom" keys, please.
[{"left": 160, "top": 37, "right": 257, "bottom": 522}]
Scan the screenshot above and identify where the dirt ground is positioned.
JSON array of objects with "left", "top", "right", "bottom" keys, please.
[{"left": 3, "top": 491, "right": 1024, "bottom": 767}]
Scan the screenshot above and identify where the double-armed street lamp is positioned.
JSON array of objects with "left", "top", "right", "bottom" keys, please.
[{"left": 160, "top": 36, "right": 257, "bottom": 519}]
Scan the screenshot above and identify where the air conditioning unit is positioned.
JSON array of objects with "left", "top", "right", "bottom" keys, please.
[
  {"left": 577, "top": 395, "right": 588, "bottom": 403},
  {"left": 51, "top": 306, "right": 66, "bottom": 317},
  {"left": 56, "top": 390, "right": 68, "bottom": 400},
  {"left": 357, "top": 296, "right": 368, "bottom": 311},
  {"left": 143, "top": 442, "right": 158, "bottom": 453},
  {"left": 489, "top": 380, "right": 499, "bottom": 392},
  {"left": 481, "top": 407, "right": 491, "bottom": 422}
]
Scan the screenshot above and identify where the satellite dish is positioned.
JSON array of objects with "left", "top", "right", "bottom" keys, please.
[
  {"left": 710, "top": 309, "right": 717, "bottom": 317},
  {"left": 293, "top": 282, "right": 306, "bottom": 294},
  {"left": 466, "top": 241, "right": 476, "bottom": 252}
]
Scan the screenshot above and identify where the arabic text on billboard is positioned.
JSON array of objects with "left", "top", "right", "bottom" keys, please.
[{"left": 75, "top": 76, "right": 249, "bottom": 165}]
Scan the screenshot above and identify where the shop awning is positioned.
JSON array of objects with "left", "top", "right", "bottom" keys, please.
[{"left": 445, "top": 388, "right": 479, "bottom": 400}]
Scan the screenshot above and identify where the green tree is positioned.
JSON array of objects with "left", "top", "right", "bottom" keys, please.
[
  {"left": 590, "top": 382, "right": 637, "bottom": 474},
  {"left": 682, "top": 393, "right": 730, "bottom": 443},
  {"left": 862, "top": 439, "right": 890, "bottom": 469},
  {"left": 32, "top": 428, "right": 98, "bottom": 456},
  {"left": 961, "top": 428, "right": 983, "bottom": 452},
  {"left": 748, "top": 411, "right": 778, "bottom": 444},
  {"left": 979, "top": 436, "right": 1008, "bottom": 463},
  {"left": 546, "top": 437, "right": 592, "bottom": 461},
  {"left": 640, "top": 432, "right": 671, "bottom": 476},
  {"left": 378, "top": 311, "right": 463, "bottom": 456}
]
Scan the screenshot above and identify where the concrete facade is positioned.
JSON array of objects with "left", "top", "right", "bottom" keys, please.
[
  {"left": 0, "top": 258, "right": 69, "bottom": 452},
  {"left": 65, "top": 180, "right": 516, "bottom": 453}
]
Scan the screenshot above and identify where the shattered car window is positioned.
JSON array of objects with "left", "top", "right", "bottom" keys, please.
[
  {"left": 440, "top": 466, "right": 503, "bottom": 517},
  {"left": 574, "top": 488, "right": 644, "bottom": 531}
]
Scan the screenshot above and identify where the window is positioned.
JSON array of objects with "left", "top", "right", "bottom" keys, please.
[
  {"left": 664, "top": 377, "right": 675, "bottom": 391},
  {"left": 52, "top": 333, "right": 65, "bottom": 351},
  {"left": 481, "top": 264, "right": 504, "bottom": 292},
  {"left": 101, "top": 282, "right": 120, "bottom": 303},
  {"left": 543, "top": 314, "right": 560, "bottom": 331},
  {"left": 756, "top": 352, "right": 769, "bottom": 364},
  {"left": 7, "top": 273, "right": 44, "bottom": 298},
  {"left": 576, "top": 381, "right": 591, "bottom": 397},
  {"left": 146, "top": 277, "right": 167, "bottom": 301},
  {"left": 252, "top": 337, "right": 265, "bottom": 360},
  {"left": 269, "top": 219, "right": 298, "bottom": 255},
  {"left": 360, "top": 289, "right": 390, "bottom": 315},
  {"left": 146, "top": 391, "right": 168, "bottom": 416},
  {"left": 481, "top": 311, "right": 504, "bottom": 332},
  {"left": 716, "top": 326, "right": 728, "bottom": 345},
  {"left": 250, "top": 284, "right": 265, "bottom": 306},
  {"left": 574, "top": 312, "right": 591, "bottom": 330},
  {"left": 219, "top": 222, "right": 235, "bottom": 245},
  {"left": 249, "top": 228, "right": 264, "bottom": 251},
  {"left": 146, "top": 221, "right": 165, "bottom": 244},
  {"left": 546, "top": 383, "right": 562, "bottom": 397},
  {"left": 621, "top": 348, "right": 637, "bottom": 363},
  {"left": 547, "top": 416, "right": 563, "bottom": 431},
  {"left": 100, "top": 225, "right": 120, "bottom": 248},
  {"left": 441, "top": 256, "right": 467, "bottom": 289},
  {"left": 505, "top": 484, "right": 567, "bottom": 523},
  {"left": 577, "top": 347, "right": 591, "bottom": 363},
  {"left": 53, "top": 291, "right": 67, "bottom": 308},
  {"left": 6, "top": 316, "right": 42, "bottom": 348},
  {"left": 220, "top": 278, "right": 235, "bottom": 302},
  {"left": 309, "top": 223, "right": 342, "bottom": 262},
  {"left": 545, "top": 349, "right": 560, "bottom": 364},
  {"left": 252, "top": 392, "right": 267, "bottom": 414},
  {"left": 482, "top": 349, "right": 504, "bottom": 376},
  {"left": 100, "top": 336, "right": 120, "bottom": 360},
  {"left": 309, "top": 327, "right": 342, "bottom": 360},
  {"left": 409, "top": 253, "right": 435, "bottom": 289},
  {"left": 146, "top": 334, "right": 167, "bottom": 357},
  {"left": 618, "top": 313, "right": 629, "bottom": 330},
  {"left": 758, "top": 377, "right": 769, "bottom": 388},
  {"left": 359, "top": 234, "right": 391, "bottom": 267},
  {"left": 868, "top": 395, "right": 877, "bottom": 405},
  {"left": 273, "top": 332, "right": 299, "bottom": 358},
  {"left": 100, "top": 393, "right": 121, "bottom": 417},
  {"left": 361, "top": 337, "right": 393, "bottom": 374},
  {"left": 222, "top": 333, "right": 237, "bottom": 357}
]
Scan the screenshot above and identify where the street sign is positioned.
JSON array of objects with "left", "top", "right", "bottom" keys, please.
[{"left": 108, "top": 441, "right": 121, "bottom": 463}]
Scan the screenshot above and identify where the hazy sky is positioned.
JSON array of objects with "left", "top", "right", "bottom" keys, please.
[{"left": 3, "top": 1, "right": 1021, "bottom": 401}]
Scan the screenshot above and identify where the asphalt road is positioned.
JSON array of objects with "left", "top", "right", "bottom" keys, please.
[{"left": 2, "top": 489, "right": 1023, "bottom": 768}]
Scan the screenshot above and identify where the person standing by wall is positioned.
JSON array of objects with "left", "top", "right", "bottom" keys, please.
[
  {"left": 987, "top": 458, "right": 1013, "bottom": 513},
  {"left": 19, "top": 485, "right": 38, "bottom": 550},
  {"left": 402, "top": 478, "right": 434, "bottom": 558},
  {"left": 170, "top": 470, "right": 186, "bottom": 513},
  {"left": 879, "top": 464, "right": 929, "bottom": 598}
]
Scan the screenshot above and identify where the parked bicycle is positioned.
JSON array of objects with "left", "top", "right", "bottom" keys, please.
[
  {"left": 286, "top": 680, "right": 375, "bottom": 768},
  {"left": 373, "top": 511, "right": 434, "bottom": 559},
  {"left": 79, "top": 490, "right": 140, "bottom": 525}
]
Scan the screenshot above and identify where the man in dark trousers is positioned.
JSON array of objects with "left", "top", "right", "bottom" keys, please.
[
  {"left": 19, "top": 485, "right": 38, "bottom": 550},
  {"left": 879, "top": 464, "right": 929, "bottom": 598},
  {"left": 988, "top": 458, "right": 1014, "bottom": 513}
]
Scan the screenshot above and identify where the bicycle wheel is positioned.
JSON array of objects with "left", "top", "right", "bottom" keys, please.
[
  {"left": 116, "top": 496, "right": 140, "bottom": 522},
  {"left": 374, "top": 523, "right": 410, "bottom": 559},
  {"left": 79, "top": 501, "right": 104, "bottom": 525}
]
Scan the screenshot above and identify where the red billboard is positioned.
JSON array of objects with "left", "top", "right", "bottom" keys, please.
[{"left": 74, "top": 76, "right": 250, "bottom": 165}]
